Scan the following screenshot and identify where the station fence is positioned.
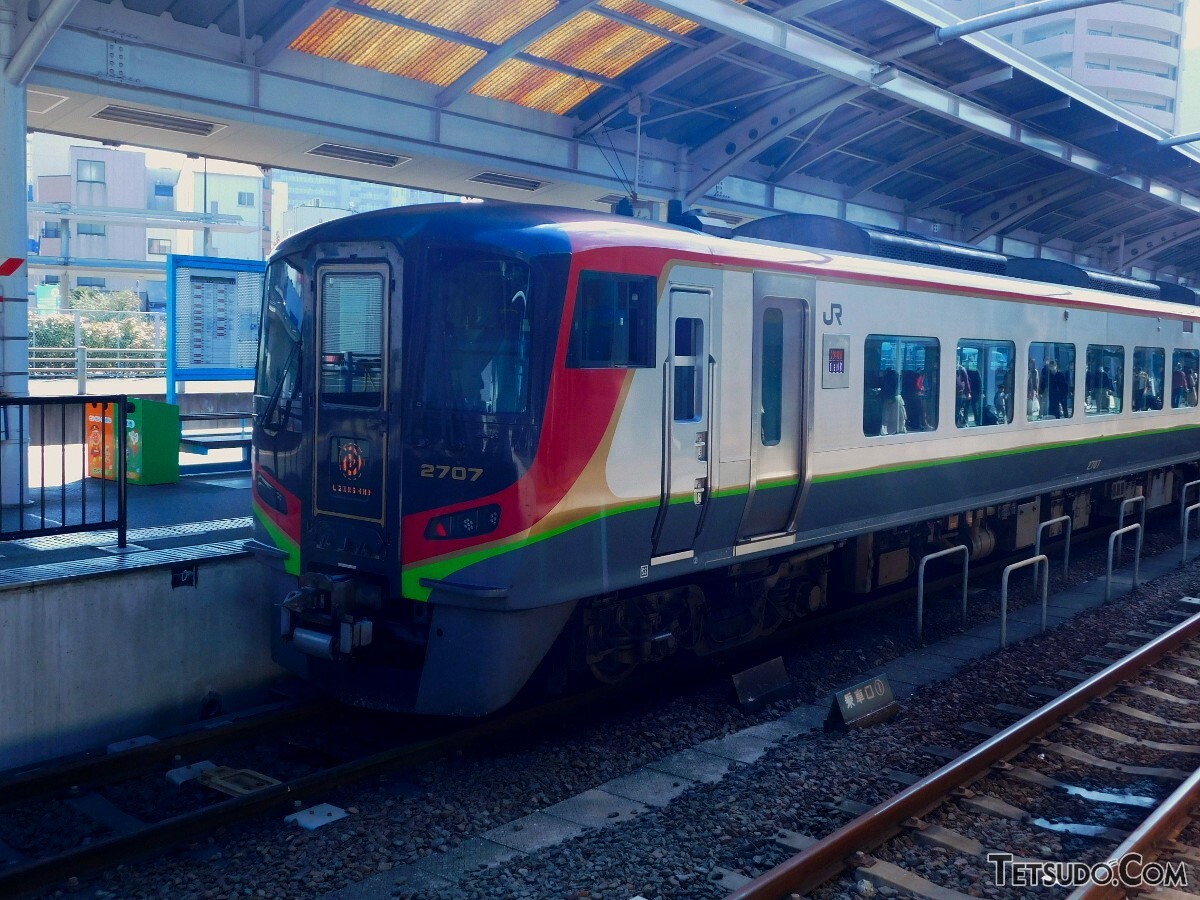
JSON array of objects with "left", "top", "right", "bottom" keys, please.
[{"left": 0, "top": 395, "right": 127, "bottom": 546}]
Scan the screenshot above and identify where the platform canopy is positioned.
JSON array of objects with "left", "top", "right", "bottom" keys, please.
[{"left": 16, "top": 0, "right": 1200, "bottom": 280}]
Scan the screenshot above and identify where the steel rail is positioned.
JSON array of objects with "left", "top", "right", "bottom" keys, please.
[
  {"left": 1067, "top": 766, "right": 1200, "bottom": 900},
  {"left": 0, "top": 699, "right": 325, "bottom": 807},
  {"left": 0, "top": 684, "right": 619, "bottom": 897},
  {"left": 726, "top": 608, "right": 1200, "bottom": 899}
]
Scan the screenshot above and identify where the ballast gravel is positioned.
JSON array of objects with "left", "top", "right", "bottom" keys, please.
[{"left": 59, "top": 516, "right": 1200, "bottom": 900}]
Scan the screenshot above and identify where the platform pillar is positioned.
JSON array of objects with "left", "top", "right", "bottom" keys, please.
[{"left": 0, "top": 1, "right": 29, "bottom": 507}]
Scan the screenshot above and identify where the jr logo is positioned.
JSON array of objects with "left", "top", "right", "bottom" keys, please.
[{"left": 823, "top": 303, "right": 843, "bottom": 326}]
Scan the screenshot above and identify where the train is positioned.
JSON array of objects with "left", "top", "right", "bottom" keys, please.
[{"left": 249, "top": 201, "right": 1200, "bottom": 715}]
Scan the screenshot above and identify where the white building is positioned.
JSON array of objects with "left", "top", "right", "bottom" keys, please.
[{"left": 947, "top": 0, "right": 1186, "bottom": 131}]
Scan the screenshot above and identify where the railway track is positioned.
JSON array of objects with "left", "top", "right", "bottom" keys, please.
[
  {"left": 725, "top": 598, "right": 1200, "bottom": 900},
  {"left": 0, "top": 681, "right": 631, "bottom": 898}
]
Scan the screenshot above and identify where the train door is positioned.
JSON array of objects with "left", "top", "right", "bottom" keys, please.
[
  {"left": 652, "top": 287, "right": 713, "bottom": 559},
  {"left": 311, "top": 262, "right": 393, "bottom": 553},
  {"left": 739, "top": 275, "right": 809, "bottom": 541}
]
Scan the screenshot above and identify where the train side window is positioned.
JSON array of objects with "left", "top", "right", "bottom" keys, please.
[
  {"left": 1085, "top": 344, "right": 1124, "bottom": 416},
  {"left": 956, "top": 339, "right": 1015, "bottom": 428},
  {"left": 1132, "top": 347, "right": 1165, "bottom": 412},
  {"left": 1171, "top": 349, "right": 1199, "bottom": 408},
  {"left": 567, "top": 272, "right": 656, "bottom": 368},
  {"left": 862, "top": 334, "right": 939, "bottom": 437},
  {"left": 760, "top": 309, "right": 783, "bottom": 446},
  {"left": 1028, "top": 342, "right": 1075, "bottom": 421}
]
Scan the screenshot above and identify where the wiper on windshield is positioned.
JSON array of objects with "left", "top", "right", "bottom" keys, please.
[{"left": 259, "top": 340, "right": 301, "bottom": 434}]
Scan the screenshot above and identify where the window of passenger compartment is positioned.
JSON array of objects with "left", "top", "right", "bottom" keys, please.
[
  {"left": 1028, "top": 342, "right": 1075, "bottom": 420},
  {"left": 1132, "top": 347, "right": 1164, "bottom": 411},
  {"left": 863, "top": 334, "right": 939, "bottom": 437},
  {"left": 760, "top": 308, "right": 783, "bottom": 446},
  {"left": 1171, "top": 349, "right": 1199, "bottom": 408},
  {"left": 567, "top": 272, "right": 656, "bottom": 368},
  {"left": 1085, "top": 344, "right": 1124, "bottom": 416},
  {"left": 956, "top": 339, "right": 1015, "bottom": 428}
]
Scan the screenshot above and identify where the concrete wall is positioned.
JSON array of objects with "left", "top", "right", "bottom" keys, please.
[{"left": 0, "top": 553, "right": 286, "bottom": 772}]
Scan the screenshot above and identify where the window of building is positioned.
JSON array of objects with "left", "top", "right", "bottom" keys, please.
[
  {"left": 154, "top": 184, "right": 174, "bottom": 197},
  {"left": 42, "top": 275, "right": 60, "bottom": 285},
  {"left": 40, "top": 222, "right": 60, "bottom": 239},
  {"left": 567, "top": 272, "right": 656, "bottom": 368},
  {"left": 1028, "top": 342, "right": 1075, "bottom": 420},
  {"left": 956, "top": 339, "right": 1015, "bottom": 428},
  {"left": 76, "top": 160, "right": 105, "bottom": 184},
  {"left": 237, "top": 191, "right": 255, "bottom": 207},
  {"left": 1171, "top": 350, "right": 1199, "bottom": 408},
  {"left": 760, "top": 308, "right": 783, "bottom": 446},
  {"left": 77, "top": 223, "right": 106, "bottom": 237},
  {"left": 863, "top": 334, "right": 939, "bottom": 436},
  {"left": 77, "top": 277, "right": 106, "bottom": 289},
  {"left": 1085, "top": 344, "right": 1125, "bottom": 415},
  {"left": 147, "top": 238, "right": 172, "bottom": 256},
  {"left": 1132, "top": 347, "right": 1164, "bottom": 411}
]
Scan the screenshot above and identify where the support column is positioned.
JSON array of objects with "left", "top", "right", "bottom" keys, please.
[{"left": 0, "top": 2, "right": 29, "bottom": 506}]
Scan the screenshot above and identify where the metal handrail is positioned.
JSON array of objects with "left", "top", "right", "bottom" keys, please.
[
  {"left": 1182, "top": 479, "right": 1200, "bottom": 538},
  {"left": 1106, "top": 523, "right": 1143, "bottom": 602},
  {"left": 1183, "top": 502, "right": 1200, "bottom": 566},
  {"left": 916, "top": 545, "right": 969, "bottom": 643},
  {"left": 1000, "top": 555, "right": 1048, "bottom": 648},
  {"left": 1033, "top": 514, "right": 1072, "bottom": 584},
  {"left": 1117, "top": 494, "right": 1145, "bottom": 561}
]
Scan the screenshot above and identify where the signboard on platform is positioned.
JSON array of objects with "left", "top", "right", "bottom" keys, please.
[
  {"left": 826, "top": 673, "right": 898, "bottom": 730},
  {"left": 166, "top": 254, "right": 266, "bottom": 402}
]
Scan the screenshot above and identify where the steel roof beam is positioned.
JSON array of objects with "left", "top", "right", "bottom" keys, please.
[
  {"left": 573, "top": 0, "right": 828, "bottom": 137},
  {"left": 769, "top": 104, "right": 910, "bottom": 183},
  {"left": 255, "top": 0, "right": 336, "bottom": 68},
  {"left": 636, "top": 0, "right": 1159, "bottom": 206},
  {"left": 846, "top": 130, "right": 976, "bottom": 200},
  {"left": 5, "top": 0, "right": 79, "bottom": 85},
  {"left": 967, "top": 171, "right": 1093, "bottom": 242},
  {"left": 1108, "top": 219, "right": 1200, "bottom": 271},
  {"left": 906, "top": 151, "right": 1032, "bottom": 212},
  {"left": 436, "top": 0, "right": 597, "bottom": 108},
  {"left": 1085, "top": 206, "right": 1181, "bottom": 248},
  {"left": 1040, "top": 192, "right": 1144, "bottom": 242},
  {"left": 684, "top": 81, "right": 870, "bottom": 205}
]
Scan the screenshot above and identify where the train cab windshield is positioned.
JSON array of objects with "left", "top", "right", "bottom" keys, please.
[
  {"left": 256, "top": 258, "right": 304, "bottom": 430},
  {"left": 416, "top": 250, "right": 533, "bottom": 417}
]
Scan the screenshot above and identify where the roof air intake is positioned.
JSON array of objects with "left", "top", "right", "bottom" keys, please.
[
  {"left": 92, "top": 106, "right": 220, "bottom": 137},
  {"left": 306, "top": 144, "right": 409, "bottom": 168},
  {"left": 469, "top": 172, "right": 544, "bottom": 192}
]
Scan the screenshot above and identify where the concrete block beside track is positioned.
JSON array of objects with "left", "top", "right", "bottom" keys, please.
[{"left": 0, "top": 551, "right": 285, "bottom": 772}]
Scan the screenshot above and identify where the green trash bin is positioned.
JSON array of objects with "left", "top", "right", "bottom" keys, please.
[{"left": 125, "top": 397, "right": 180, "bottom": 485}]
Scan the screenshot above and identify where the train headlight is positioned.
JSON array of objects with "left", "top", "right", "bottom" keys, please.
[{"left": 424, "top": 503, "right": 501, "bottom": 540}]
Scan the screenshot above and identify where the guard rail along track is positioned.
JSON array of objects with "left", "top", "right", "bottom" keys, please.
[{"left": 727, "top": 599, "right": 1200, "bottom": 900}]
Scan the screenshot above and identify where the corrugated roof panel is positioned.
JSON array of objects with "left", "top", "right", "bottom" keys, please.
[
  {"left": 598, "top": 0, "right": 700, "bottom": 36},
  {"left": 356, "top": 0, "right": 554, "bottom": 43},
  {"left": 291, "top": 9, "right": 483, "bottom": 85},
  {"left": 473, "top": 59, "right": 602, "bottom": 115},
  {"left": 526, "top": 11, "right": 669, "bottom": 80}
]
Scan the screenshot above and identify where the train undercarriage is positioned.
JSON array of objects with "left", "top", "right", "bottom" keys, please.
[{"left": 573, "top": 464, "right": 1193, "bottom": 686}]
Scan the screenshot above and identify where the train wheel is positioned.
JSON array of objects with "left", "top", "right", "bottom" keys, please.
[{"left": 586, "top": 648, "right": 639, "bottom": 684}]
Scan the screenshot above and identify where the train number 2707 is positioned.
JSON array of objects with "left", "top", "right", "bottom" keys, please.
[{"left": 420, "top": 464, "right": 483, "bottom": 482}]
